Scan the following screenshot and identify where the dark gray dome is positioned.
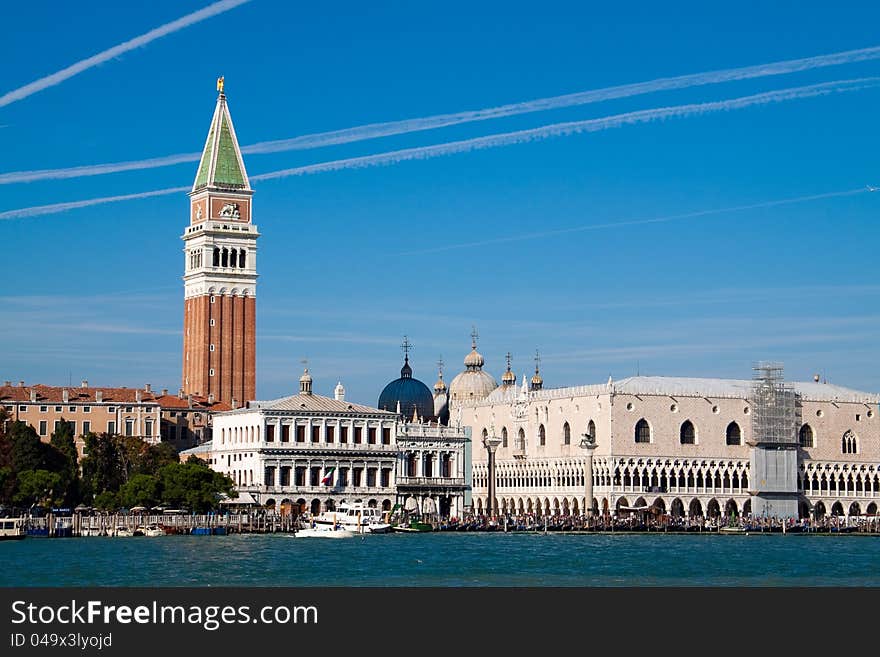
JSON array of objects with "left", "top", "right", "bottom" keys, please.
[{"left": 378, "top": 357, "right": 435, "bottom": 420}]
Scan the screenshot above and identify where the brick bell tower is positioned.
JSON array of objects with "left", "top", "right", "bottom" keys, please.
[{"left": 182, "top": 77, "right": 258, "bottom": 406}]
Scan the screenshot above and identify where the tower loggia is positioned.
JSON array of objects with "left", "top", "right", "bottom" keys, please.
[{"left": 181, "top": 77, "right": 258, "bottom": 407}]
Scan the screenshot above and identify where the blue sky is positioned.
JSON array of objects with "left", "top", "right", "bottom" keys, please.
[{"left": 2, "top": 1, "right": 879, "bottom": 405}]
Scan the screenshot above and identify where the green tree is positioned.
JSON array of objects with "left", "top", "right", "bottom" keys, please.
[
  {"left": 158, "top": 461, "right": 235, "bottom": 512},
  {"left": 14, "top": 469, "right": 62, "bottom": 507},
  {"left": 118, "top": 474, "right": 160, "bottom": 509},
  {"left": 135, "top": 442, "right": 179, "bottom": 477},
  {"left": 50, "top": 420, "right": 81, "bottom": 506},
  {"left": 92, "top": 490, "right": 119, "bottom": 511},
  {"left": 80, "top": 433, "right": 125, "bottom": 500}
]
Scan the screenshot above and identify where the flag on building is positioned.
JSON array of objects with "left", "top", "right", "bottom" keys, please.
[{"left": 321, "top": 467, "right": 336, "bottom": 486}]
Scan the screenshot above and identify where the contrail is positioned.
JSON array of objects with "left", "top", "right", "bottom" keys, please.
[
  {"left": 251, "top": 78, "right": 880, "bottom": 181},
  {"left": 0, "top": 186, "right": 188, "bottom": 220},
  {"left": 0, "top": 0, "right": 251, "bottom": 109},
  {"left": 399, "top": 188, "right": 870, "bottom": 256},
  {"left": 4, "top": 42, "right": 880, "bottom": 184},
  {"left": 0, "top": 78, "right": 875, "bottom": 221}
]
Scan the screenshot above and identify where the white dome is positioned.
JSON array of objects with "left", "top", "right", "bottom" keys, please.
[{"left": 449, "top": 369, "right": 498, "bottom": 403}]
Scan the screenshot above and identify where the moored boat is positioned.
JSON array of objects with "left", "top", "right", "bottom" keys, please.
[{"left": 0, "top": 518, "right": 25, "bottom": 540}]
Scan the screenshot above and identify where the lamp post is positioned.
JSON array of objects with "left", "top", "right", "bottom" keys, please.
[
  {"left": 483, "top": 426, "right": 503, "bottom": 519},
  {"left": 579, "top": 431, "right": 597, "bottom": 521}
]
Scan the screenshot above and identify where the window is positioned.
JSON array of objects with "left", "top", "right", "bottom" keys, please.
[
  {"left": 54, "top": 420, "right": 62, "bottom": 433},
  {"left": 210, "top": 319, "right": 215, "bottom": 327},
  {"left": 68, "top": 406, "right": 76, "bottom": 413},
  {"left": 209, "top": 368, "right": 215, "bottom": 377},
  {"left": 296, "top": 425, "right": 305, "bottom": 442},
  {"left": 83, "top": 406, "right": 90, "bottom": 413},
  {"left": 563, "top": 422, "right": 570, "bottom": 445},
  {"left": 54, "top": 406, "right": 62, "bottom": 412},
  {"left": 680, "top": 420, "right": 696, "bottom": 445},
  {"left": 266, "top": 424, "right": 275, "bottom": 442},
  {"left": 381, "top": 468, "right": 391, "bottom": 487},
  {"left": 264, "top": 467, "right": 275, "bottom": 487},
  {"left": 67, "top": 421, "right": 75, "bottom": 434},
  {"left": 311, "top": 426, "right": 320, "bottom": 443},
  {"left": 125, "top": 419, "right": 134, "bottom": 436},
  {"left": 108, "top": 406, "right": 115, "bottom": 412},
  {"left": 354, "top": 427, "right": 363, "bottom": 444},
  {"left": 798, "top": 424, "right": 814, "bottom": 448},
  {"left": 368, "top": 427, "right": 377, "bottom": 444},
  {"left": 40, "top": 406, "right": 47, "bottom": 413},
  {"left": 501, "top": 427, "right": 508, "bottom": 448},
  {"left": 726, "top": 421, "right": 742, "bottom": 446},
  {"left": 108, "top": 421, "right": 116, "bottom": 434},
  {"left": 210, "top": 344, "right": 215, "bottom": 352},
  {"left": 340, "top": 426, "right": 348, "bottom": 443},
  {"left": 210, "top": 295, "right": 215, "bottom": 304},
  {"left": 366, "top": 469, "right": 376, "bottom": 487},
  {"left": 353, "top": 469, "right": 362, "bottom": 487},
  {"left": 326, "top": 425, "right": 334, "bottom": 443},
  {"left": 18, "top": 405, "right": 26, "bottom": 412},
  {"left": 842, "top": 430, "right": 858, "bottom": 454},
  {"left": 587, "top": 420, "right": 596, "bottom": 441},
  {"left": 144, "top": 420, "right": 153, "bottom": 436},
  {"left": 39, "top": 420, "right": 47, "bottom": 436},
  {"left": 538, "top": 424, "right": 546, "bottom": 446},
  {"left": 382, "top": 427, "right": 391, "bottom": 445},
  {"left": 125, "top": 406, "right": 133, "bottom": 413},
  {"left": 82, "top": 421, "right": 91, "bottom": 434},
  {"left": 635, "top": 419, "right": 651, "bottom": 443}
]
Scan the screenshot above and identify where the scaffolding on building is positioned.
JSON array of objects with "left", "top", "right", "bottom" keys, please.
[{"left": 750, "top": 362, "right": 801, "bottom": 445}]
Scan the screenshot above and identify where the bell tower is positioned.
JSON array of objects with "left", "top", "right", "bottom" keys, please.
[{"left": 181, "top": 77, "right": 258, "bottom": 406}]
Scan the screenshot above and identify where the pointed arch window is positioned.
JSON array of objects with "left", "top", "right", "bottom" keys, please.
[
  {"left": 726, "top": 421, "right": 742, "bottom": 446},
  {"left": 799, "top": 424, "right": 814, "bottom": 448},
  {"left": 501, "top": 427, "right": 508, "bottom": 449},
  {"left": 635, "top": 419, "right": 651, "bottom": 444},
  {"left": 680, "top": 420, "right": 696, "bottom": 445},
  {"left": 842, "top": 430, "right": 858, "bottom": 454},
  {"left": 587, "top": 419, "right": 596, "bottom": 441},
  {"left": 562, "top": 422, "right": 570, "bottom": 445},
  {"left": 539, "top": 424, "right": 546, "bottom": 446}
]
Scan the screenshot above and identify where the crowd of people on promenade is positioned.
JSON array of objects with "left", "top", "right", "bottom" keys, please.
[{"left": 434, "top": 512, "right": 880, "bottom": 533}]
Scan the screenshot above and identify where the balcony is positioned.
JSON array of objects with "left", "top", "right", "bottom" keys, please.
[
  {"left": 396, "top": 476, "right": 466, "bottom": 488},
  {"left": 245, "top": 485, "right": 395, "bottom": 497}
]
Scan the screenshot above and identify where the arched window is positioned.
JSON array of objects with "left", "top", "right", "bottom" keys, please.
[
  {"left": 842, "top": 430, "right": 858, "bottom": 454},
  {"left": 635, "top": 419, "right": 651, "bottom": 444},
  {"left": 222, "top": 248, "right": 228, "bottom": 267},
  {"left": 516, "top": 428, "right": 526, "bottom": 451},
  {"left": 213, "top": 248, "right": 220, "bottom": 266},
  {"left": 726, "top": 421, "right": 741, "bottom": 446},
  {"left": 538, "top": 424, "right": 546, "bottom": 446},
  {"left": 501, "top": 427, "right": 508, "bottom": 448},
  {"left": 680, "top": 420, "right": 695, "bottom": 445},
  {"left": 239, "top": 249, "right": 246, "bottom": 268},
  {"left": 587, "top": 419, "right": 596, "bottom": 441},
  {"left": 230, "top": 248, "right": 237, "bottom": 268},
  {"left": 563, "top": 422, "right": 570, "bottom": 445},
  {"left": 799, "top": 424, "right": 814, "bottom": 448}
]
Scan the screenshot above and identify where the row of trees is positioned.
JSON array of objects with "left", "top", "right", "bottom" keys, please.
[{"left": 0, "top": 411, "right": 235, "bottom": 513}]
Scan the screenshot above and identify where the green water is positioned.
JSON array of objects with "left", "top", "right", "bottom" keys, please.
[{"left": 4, "top": 533, "right": 880, "bottom": 586}]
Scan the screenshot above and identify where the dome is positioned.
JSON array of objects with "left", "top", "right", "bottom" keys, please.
[
  {"left": 464, "top": 348, "right": 484, "bottom": 369},
  {"left": 449, "top": 369, "right": 498, "bottom": 403},
  {"left": 378, "top": 356, "right": 435, "bottom": 421}
]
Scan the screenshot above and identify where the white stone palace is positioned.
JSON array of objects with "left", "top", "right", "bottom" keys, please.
[{"left": 446, "top": 340, "right": 880, "bottom": 520}]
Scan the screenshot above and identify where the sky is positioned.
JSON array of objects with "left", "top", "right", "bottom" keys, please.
[{"left": 2, "top": 1, "right": 879, "bottom": 405}]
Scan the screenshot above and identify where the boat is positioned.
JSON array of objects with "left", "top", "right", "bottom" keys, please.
[
  {"left": 719, "top": 525, "right": 747, "bottom": 534},
  {"left": 392, "top": 517, "right": 434, "bottom": 533},
  {"left": 331, "top": 503, "right": 393, "bottom": 534},
  {"left": 141, "top": 524, "right": 165, "bottom": 537},
  {"left": 113, "top": 525, "right": 134, "bottom": 537},
  {"left": 0, "top": 518, "right": 25, "bottom": 541},
  {"left": 295, "top": 524, "right": 355, "bottom": 538}
]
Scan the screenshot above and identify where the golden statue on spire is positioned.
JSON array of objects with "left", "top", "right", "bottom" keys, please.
[{"left": 217, "top": 76, "right": 225, "bottom": 93}]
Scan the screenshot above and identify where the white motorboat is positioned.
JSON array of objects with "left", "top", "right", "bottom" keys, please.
[
  {"left": 141, "top": 524, "right": 165, "bottom": 537},
  {"left": 0, "top": 518, "right": 25, "bottom": 540},
  {"left": 313, "top": 503, "right": 392, "bottom": 534},
  {"left": 295, "top": 525, "right": 355, "bottom": 538},
  {"left": 113, "top": 525, "right": 134, "bottom": 537}
]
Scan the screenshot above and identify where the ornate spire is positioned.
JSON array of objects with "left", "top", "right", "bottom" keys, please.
[
  {"left": 400, "top": 335, "right": 413, "bottom": 378},
  {"left": 464, "top": 326, "right": 485, "bottom": 370},
  {"left": 502, "top": 351, "right": 516, "bottom": 386},
  {"left": 530, "top": 349, "right": 543, "bottom": 391},
  {"left": 434, "top": 356, "right": 447, "bottom": 393},
  {"left": 192, "top": 78, "right": 250, "bottom": 193}
]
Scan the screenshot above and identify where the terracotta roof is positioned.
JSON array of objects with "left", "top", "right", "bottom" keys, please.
[
  {"left": 155, "top": 395, "right": 231, "bottom": 412},
  {"left": 0, "top": 384, "right": 162, "bottom": 404}
]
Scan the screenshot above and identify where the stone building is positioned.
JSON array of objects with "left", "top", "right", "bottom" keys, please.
[{"left": 459, "top": 372, "right": 880, "bottom": 520}]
